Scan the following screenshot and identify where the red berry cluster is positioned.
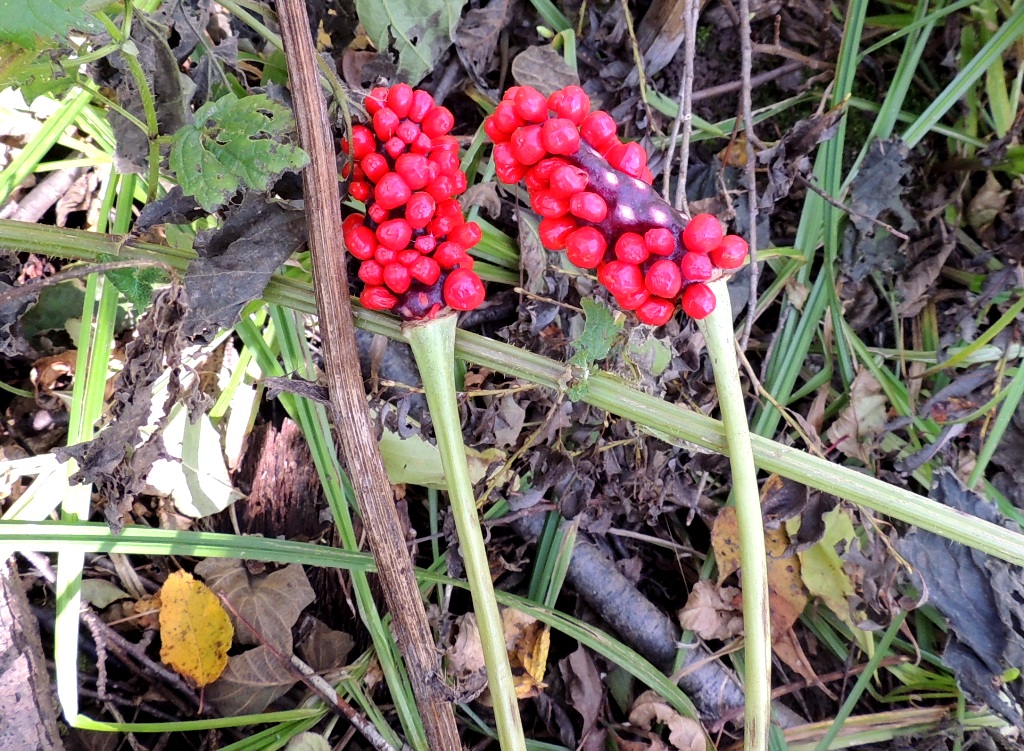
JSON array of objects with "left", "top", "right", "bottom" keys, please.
[
  {"left": 484, "top": 85, "right": 749, "bottom": 324},
  {"left": 341, "top": 84, "right": 486, "bottom": 320}
]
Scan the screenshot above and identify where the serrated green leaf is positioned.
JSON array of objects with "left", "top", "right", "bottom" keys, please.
[
  {"left": 355, "top": 0, "right": 465, "bottom": 85},
  {"left": 0, "top": 0, "right": 101, "bottom": 50},
  {"left": 567, "top": 299, "right": 624, "bottom": 400},
  {"left": 97, "top": 254, "right": 166, "bottom": 311},
  {"left": 169, "top": 93, "right": 309, "bottom": 212}
]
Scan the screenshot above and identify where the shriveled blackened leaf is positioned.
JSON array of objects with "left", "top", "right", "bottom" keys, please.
[
  {"left": 760, "top": 475, "right": 809, "bottom": 530},
  {"left": 896, "top": 235, "right": 955, "bottom": 317},
  {"left": 757, "top": 107, "right": 844, "bottom": 215},
  {"left": 787, "top": 490, "right": 835, "bottom": 552},
  {"left": 454, "top": 0, "right": 510, "bottom": 93},
  {"left": 183, "top": 195, "right": 306, "bottom": 342},
  {"left": 0, "top": 250, "right": 35, "bottom": 357},
  {"left": 98, "top": 13, "right": 191, "bottom": 174},
  {"left": 899, "top": 469, "right": 1024, "bottom": 727},
  {"left": 134, "top": 186, "right": 205, "bottom": 232},
  {"left": 57, "top": 284, "right": 188, "bottom": 532},
  {"left": 512, "top": 46, "right": 579, "bottom": 97},
  {"left": 153, "top": 0, "right": 211, "bottom": 64},
  {"left": 845, "top": 139, "right": 918, "bottom": 282},
  {"left": 262, "top": 375, "right": 330, "bottom": 405}
]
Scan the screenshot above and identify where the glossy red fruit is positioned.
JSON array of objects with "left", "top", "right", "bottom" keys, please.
[
  {"left": 645, "top": 259, "right": 683, "bottom": 298},
  {"left": 383, "top": 262, "right": 412, "bottom": 293},
  {"left": 395, "top": 153, "right": 431, "bottom": 190},
  {"left": 345, "top": 225, "right": 377, "bottom": 260},
  {"left": 484, "top": 116, "right": 510, "bottom": 144},
  {"left": 513, "top": 87, "right": 548, "bottom": 122},
  {"left": 342, "top": 213, "right": 364, "bottom": 234},
  {"left": 365, "top": 86, "right": 388, "bottom": 115},
  {"left": 569, "top": 192, "right": 608, "bottom": 223},
  {"left": 405, "top": 192, "right": 436, "bottom": 229},
  {"left": 387, "top": 83, "right": 413, "bottom": 118},
  {"left": 444, "top": 268, "right": 486, "bottom": 310},
  {"left": 710, "top": 234, "right": 749, "bottom": 269},
  {"left": 538, "top": 216, "right": 578, "bottom": 250},
  {"left": 614, "top": 233, "right": 649, "bottom": 264},
  {"left": 372, "top": 108, "right": 400, "bottom": 141},
  {"left": 421, "top": 106, "right": 455, "bottom": 138},
  {"left": 541, "top": 118, "right": 581, "bottom": 155},
  {"left": 511, "top": 125, "right": 546, "bottom": 165},
  {"left": 348, "top": 180, "right": 371, "bottom": 202},
  {"left": 361, "top": 153, "right": 389, "bottom": 182},
  {"left": 606, "top": 142, "right": 646, "bottom": 178},
  {"left": 554, "top": 85, "right": 590, "bottom": 125},
  {"left": 549, "top": 165, "right": 589, "bottom": 197},
  {"left": 398, "top": 250, "right": 420, "bottom": 266},
  {"left": 449, "top": 222, "right": 482, "bottom": 249},
  {"left": 434, "top": 242, "right": 467, "bottom": 268},
  {"left": 360, "top": 285, "right": 397, "bottom": 310},
  {"left": 524, "top": 166, "right": 551, "bottom": 193},
  {"left": 374, "top": 172, "right": 412, "bottom": 211},
  {"left": 564, "top": 226, "right": 607, "bottom": 268},
  {"left": 615, "top": 288, "right": 649, "bottom": 311},
  {"left": 410, "top": 256, "right": 441, "bottom": 285},
  {"left": 367, "top": 203, "right": 389, "bottom": 224},
  {"left": 682, "top": 214, "right": 724, "bottom": 254},
  {"left": 350, "top": 125, "right": 376, "bottom": 159},
  {"left": 491, "top": 101, "right": 522, "bottom": 133},
  {"left": 414, "top": 235, "right": 437, "bottom": 254},
  {"left": 376, "top": 218, "right": 413, "bottom": 251},
  {"left": 532, "top": 190, "right": 570, "bottom": 219},
  {"left": 598, "top": 261, "right": 644, "bottom": 296},
  {"left": 681, "top": 283, "right": 716, "bottom": 319},
  {"left": 411, "top": 132, "right": 433, "bottom": 154},
  {"left": 493, "top": 142, "right": 528, "bottom": 183},
  {"left": 358, "top": 259, "right": 385, "bottom": 286},
  {"left": 425, "top": 174, "right": 457, "bottom": 202},
  {"left": 374, "top": 246, "right": 397, "bottom": 264},
  {"left": 396, "top": 120, "right": 420, "bottom": 144},
  {"left": 644, "top": 227, "right": 675, "bottom": 256},
  {"left": 680, "top": 252, "right": 713, "bottom": 282},
  {"left": 636, "top": 297, "right": 675, "bottom": 326},
  {"left": 408, "top": 89, "right": 435, "bottom": 122},
  {"left": 580, "top": 111, "right": 617, "bottom": 150}
]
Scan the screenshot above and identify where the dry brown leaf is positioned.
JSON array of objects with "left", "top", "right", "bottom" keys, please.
[
  {"left": 773, "top": 627, "right": 820, "bottom": 686},
  {"left": 766, "top": 526, "right": 808, "bottom": 635},
  {"left": 158, "top": 571, "right": 233, "bottom": 687},
  {"left": 298, "top": 617, "right": 354, "bottom": 673},
  {"left": 559, "top": 646, "right": 604, "bottom": 740},
  {"left": 628, "top": 691, "right": 707, "bottom": 751},
  {"left": 205, "top": 645, "right": 296, "bottom": 716},
  {"left": 504, "top": 608, "right": 550, "bottom": 699},
  {"left": 677, "top": 580, "right": 743, "bottom": 640},
  {"left": 194, "top": 559, "right": 314, "bottom": 651},
  {"left": 826, "top": 369, "right": 887, "bottom": 463},
  {"left": 446, "top": 613, "right": 488, "bottom": 702}
]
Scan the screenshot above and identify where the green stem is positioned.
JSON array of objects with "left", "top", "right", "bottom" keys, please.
[
  {"left": 697, "top": 279, "right": 771, "bottom": 751},
  {"left": 403, "top": 313, "right": 527, "bottom": 751}
]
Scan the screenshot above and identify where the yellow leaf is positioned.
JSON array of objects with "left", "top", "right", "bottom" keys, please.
[
  {"left": 795, "top": 506, "right": 858, "bottom": 630},
  {"left": 503, "top": 608, "right": 550, "bottom": 699},
  {"left": 159, "top": 571, "right": 233, "bottom": 687}
]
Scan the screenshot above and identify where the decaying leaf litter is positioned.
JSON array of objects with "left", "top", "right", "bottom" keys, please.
[{"left": 0, "top": 0, "right": 1023, "bottom": 749}]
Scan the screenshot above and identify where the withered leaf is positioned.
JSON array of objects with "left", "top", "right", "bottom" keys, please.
[
  {"left": 511, "top": 46, "right": 580, "bottom": 97},
  {"left": 559, "top": 646, "right": 604, "bottom": 742},
  {"left": 205, "top": 645, "right": 297, "bottom": 716},
  {"left": 298, "top": 617, "right": 354, "bottom": 673},
  {"left": 454, "top": 0, "right": 510, "bottom": 92},
  {"left": 158, "top": 571, "right": 233, "bottom": 687},
  {"left": 677, "top": 580, "right": 743, "bottom": 641},
  {"left": 757, "top": 107, "right": 844, "bottom": 215},
  {"left": 825, "top": 368, "right": 887, "bottom": 464},
  {"left": 628, "top": 691, "right": 707, "bottom": 751}
]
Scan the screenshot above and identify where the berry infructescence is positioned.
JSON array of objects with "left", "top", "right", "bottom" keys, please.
[
  {"left": 341, "top": 84, "right": 486, "bottom": 320},
  {"left": 485, "top": 85, "right": 749, "bottom": 324}
]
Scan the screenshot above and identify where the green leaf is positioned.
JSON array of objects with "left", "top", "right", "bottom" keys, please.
[
  {"left": 98, "top": 254, "right": 166, "bottom": 311},
  {"left": 567, "top": 299, "right": 624, "bottom": 400},
  {"left": 0, "top": 0, "right": 101, "bottom": 49},
  {"left": 169, "top": 93, "right": 309, "bottom": 212},
  {"left": 355, "top": 0, "right": 465, "bottom": 85}
]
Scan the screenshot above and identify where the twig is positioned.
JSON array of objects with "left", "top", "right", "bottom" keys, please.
[
  {"left": 216, "top": 594, "right": 398, "bottom": 751},
  {"left": 273, "top": 2, "right": 462, "bottom": 749},
  {"left": 738, "top": 0, "right": 760, "bottom": 351},
  {"left": 691, "top": 62, "right": 804, "bottom": 103},
  {"left": 665, "top": 0, "right": 700, "bottom": 214},
  {"left": 797, "top": 175, "right": 911, "bottom": 240},
  {"left": 751, "top": 43, "right": 834, "bottom": 70}
]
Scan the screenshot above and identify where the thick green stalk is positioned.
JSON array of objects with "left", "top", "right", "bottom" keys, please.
[
  {"left": 697, "top": 279, "right": 770, "bottom": 751},
  {"left": 403, "top": 313, "right": 527, "bottom": 751}
]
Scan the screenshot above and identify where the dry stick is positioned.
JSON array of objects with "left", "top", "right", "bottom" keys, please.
[
  {"left": 691, "top": 62, "right": 804, "bottom": 103},
  {"left": 665, "top": 0, "right": 699, "bottom": 213},
  {"left": 274, "top": 2, "right": 462, "bottom": 749},
  {"left": 738, "top": 0, "right": 760, "bottom": 351}
]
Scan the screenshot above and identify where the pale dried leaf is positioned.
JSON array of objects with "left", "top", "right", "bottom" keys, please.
[
  {"left": 628, "top": 691, "right": 707, "bottom": 751},
  {"left": 299, "top": 617, "right": 354, "bottom": 673},
  {"left": 205, "top": 645, "right": 296, "bottom": 716},
  {"left": 826, "top": 369, "right": 887, "bottom": 463},
  {"left": 677, "top": 580, "right": 743, "bottom": 641}
]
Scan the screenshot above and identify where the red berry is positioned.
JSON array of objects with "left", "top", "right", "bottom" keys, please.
[
  {"left": 565, "top": 226, "right": 607, "bottom": 268},
  {"left": 541, "top": 118, "right": 581, "bottom": 155},
  {"left": 681, "top": 283, "right": 716, "bottom": 319},
  {"left": 569, "top": 192, "right": 608, "bottom": 223},
  {"left": 710, "top": 234, "right": 749, "bottom": 269},
  {"left": 361, "top": 153, "right": 389, "bottom": 182},
  {"left": 376, "top": 218, "right": 413, "bottom": 251},
  {"left": 373, "top": 107, "right": 400, "bottom": 140},
  {"left": 374, "top": 246, "right": 397, "bottom": 264},
  {"left": 434, "top": 242, "right": 467, "bottom": 268},
  {"left": 511, "top": 125, "right": 546, "bottom": 165},
  {"left": 598, "top": 261, "right": 644, "bottom": 296},
  {"left": 524, "top": 166, "right": 551, "bottom": 193},
  {"left": 360, "top": 285, "right": 397, "bottom": 310},
  {"left": 383, "top": 262, "right": 412, "bottom": 293},
  {"left": 429, "top": 148, "right": 460, "bottom": 175},
  {"left": 538, "top": 216, "right": 578, "bottom": 250},
  {"left": 374, "top": 173, "right": 412, "bottom": 210},
  {"left": 395, "top": 153, "right": 432, "bottom": 190},
  {"left": 350, "top": 125, "right": 376, "bottom": 159},
  {"left": 682, "top": 214, "right": 725, "bottom": 254},
  {"left": 358, "top": 259, "right": 385, "bottom": 286},
  {"left": 513, "top": 87, "right": 548, "bottom": 122},
  {"left": 345, "top": 225, "right": 377, "bottom": 260},
  {"left": 606, "top": 142, "right": 647, "bottom": 178},
  {"left": 411, "top": 132, "right": 433, "bottom": 154},
  {"left": 614, "top": 233, "right": 649, "bottom": 264},
  {"left": 405, "top": 192, "right": 436, "bottom": 229},
  {"left": 532, "top": 190, "right": 570, "bottom": 219},
  {"left": 408, "top": 90, "right": 435, "bottom": 122},
  {"left": 645, "top": 259, "right": 683, "bottom": 298},
  {"left": 365, "top": 86, "right": 388, "bottom": 115},
  {"left": 384, "top": 136, "right": 406, "bottom": 159},
  {"left": 367, "top": 203, "right": 389, "bottom": 224},
  {"left": 387, "top": 83, "right": 413, "bottom": 118},
  {"left": 636, "top": 297, "right": 675, "bottom": 326},
  {"left": 396, "top": 120, "right": 420, "bottom": 144},
  {"left": 615, "top": 288, "right": 649, "bottom": 311},
  {"left": 680, "top": 252, "right": 713, "bottom": 282},
  {"left": 348, "top": 180, "right": 371, "bottom": 202},
  {"left": 503, "top": 86, "right": 522, "bottom": 102},
  {"left": 410, "top": 256, "right": 441, "bottom": 285},
  {"left": 491, "top": 101, "right": 522, "bottom": 133},
  {"left": 640, "top": 167, "right": 655, "bottom": 185},
  {"left": 444, "top": 268, "right": 486, "bottom": 310},
  {"left": 398, "top": 250, "right": 420, "bottom": 265},
  {"left": 421, "top": 106, "right": 455, "bottom": 138},
  {"left": 415, "top": 235, "right": 437, "bottom": 253},
  {"left": 546, "top": 89, "right": 564, "bottom": 113},
  {"left": 580, "top": 111, "right": 617, "bottom": 150},
  {"left": 493, "top": 142, "right": 528, "bottom": 183},
  {"left": 549, "top": 165, "right": 589, "bottom": 197},
  {"left": 484, "top": 116, "right": 510, "bottom": 144},
  {"left": 449, "top": 222, "right": 482, "bottom": 249},
  {"left": 644, "top": 227, "right": 675, "bottom": 256},
  {"left": 554, "top": 85, "right": 590, "bottom": 125},
  {"left": 426, "top": 174, "right": 458, "bottom": 203},
  {"left": 342, "top": 213, "right": 364, "bottom": 233}
]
